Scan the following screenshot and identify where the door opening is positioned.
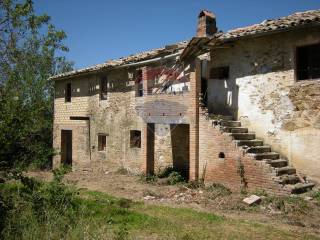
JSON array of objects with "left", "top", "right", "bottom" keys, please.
[
  {"left": 61, "top": 130, "right": 72, "bottom": 166},
  {"left": 170, "top": 124, "right": 190, "bottom": 180},
  {"left": 146, "top": 123, "right": 155, "bottom": 175}
]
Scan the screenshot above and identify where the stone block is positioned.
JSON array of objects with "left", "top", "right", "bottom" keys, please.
[{"left": 243, "top": 195, "right": 262, "bottom": 205}]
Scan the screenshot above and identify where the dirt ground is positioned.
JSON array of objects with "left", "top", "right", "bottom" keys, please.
[{"left": 28, "top": 170, "right": 320, "bottom": 238}]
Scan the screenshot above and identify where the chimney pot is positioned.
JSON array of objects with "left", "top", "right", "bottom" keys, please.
[{"left": 197, "top": 10, "right": 217, "bottom": 37}]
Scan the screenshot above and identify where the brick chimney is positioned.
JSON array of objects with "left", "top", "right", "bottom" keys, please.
[{"left": 197, "top": 10, "right": 217, "bottom": 37}]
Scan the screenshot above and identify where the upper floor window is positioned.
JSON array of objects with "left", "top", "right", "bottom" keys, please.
[
  {"left": 100, "top": 76, "right": 108, "bottom": 100},
  {"left": 296, "top": 43, "right": 320, "bottom": 81},
  {"left": 135, "top": 70, "right": 143, "bottom": 97},
  {"left": 65, "top": 83, "right": 71, "bottom": 102},
  {"left": 210, "top": 66, "right": 229, "bottom": 79}
]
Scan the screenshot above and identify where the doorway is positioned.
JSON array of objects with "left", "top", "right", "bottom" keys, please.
[
  {"left": 146, "top": 123, "right": 155, "bottom": 175},
  {"left": 61, "top": 130, "right": 72, "bottom": 166},
  {"left": 170, "top": 124, "right": 190, "bottom": 180}
]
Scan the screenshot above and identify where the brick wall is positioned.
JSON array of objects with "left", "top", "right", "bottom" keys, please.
[{"left": 199, "top": 111, "right": 289, "bottom": 195}]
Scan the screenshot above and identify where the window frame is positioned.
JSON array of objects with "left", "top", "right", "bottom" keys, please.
[
  {"left": 98, "top": 134, "right": 107, "bottom": 151},
  {"left": 295, "top": 42, "right": 320, "bottom": 81},
  {"left": 135, "top": 70, "right": 143, "bottom": 97},
  {"left": 65, "top": 82, "right": 72, "bottom": 102},
  {"left": 100, "top": 76, "right": 108, "bottom": 100},
  {"left": 209, "top": 66, "right": 230, "bottom": 80},
  {"left": 130, "top": 130, "right": 141, "bottom": 148}
]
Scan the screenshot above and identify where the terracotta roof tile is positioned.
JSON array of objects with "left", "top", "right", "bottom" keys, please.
[
  {"left": 180, "top": 9, "right": 320, "bottom": 61},
  {"left": 220, "top": 9, "right": 320, "bottom": 40},
  {"left": 50, "top": 41, "right": 188, "bottom": 80}
]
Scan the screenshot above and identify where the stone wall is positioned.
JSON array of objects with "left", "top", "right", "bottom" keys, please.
[
  {"left": 53, "top": 68, "right": 146, "bottom": 172},
  {"left": 53, "top": 61, "right": 194, "bottom": 175},
  {"left": 206, "top": 27, "right": 320, "bottom": 182}
]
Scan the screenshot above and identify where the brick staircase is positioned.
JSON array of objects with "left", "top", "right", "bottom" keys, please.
[{"left": 209, "top": 114, "right": 315, "bottom": 194}]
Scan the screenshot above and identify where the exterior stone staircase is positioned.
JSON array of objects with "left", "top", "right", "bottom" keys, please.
[{"left": 210, "top": 115, "right": 315, "bottom": 194}]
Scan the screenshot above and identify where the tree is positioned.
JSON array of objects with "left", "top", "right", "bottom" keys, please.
[{"left": 0, "top": 0, "right": 73, "bottom": 170}]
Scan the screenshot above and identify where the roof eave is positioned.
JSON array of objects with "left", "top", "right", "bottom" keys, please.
[{"left": 180, "top": 22, "right": 320, "bottom": 62}]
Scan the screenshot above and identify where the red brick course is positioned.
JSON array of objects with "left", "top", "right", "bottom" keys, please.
[{"left": 199, "top": 110, "right": 289, "bottom": 195}]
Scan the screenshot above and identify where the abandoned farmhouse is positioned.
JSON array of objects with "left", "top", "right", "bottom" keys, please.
[{"left": 51, "top": 9, "right": 320, "bottom": 194}]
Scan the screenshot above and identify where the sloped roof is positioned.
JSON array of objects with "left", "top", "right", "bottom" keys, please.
[
  {"left": 222, "top": 9, "right": 320, "bottom": 40},
  {"left": 50, "top": 41, "right": 188, "bottom": 80},
  {"left": 51, "top": 9, "right": 320, "bottom": 80},
  {"left": 181, "top": 9, "right": 320, "bottom": 61}
]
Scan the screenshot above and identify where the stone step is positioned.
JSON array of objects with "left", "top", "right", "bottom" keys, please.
[
  {"left": 276, "top": 174, "right": 300, "bottom": 184},
  {"left": 221, "top": 127, "right": 248, "bottom": 133},
  {"left": 235, "top": 139, "right": 264, "bottom": 147},
  {"left": 220, "top": 121, "right": 241, "bottom": 127},
  {"left": 253, "top": 152, "right": 280, "bottom": 160},
  {"left": 247, "top": 145, "right": 271, "bottom": 153},
  {"left": 290, "top": 183, "right": 315, "bottom": 194},
  {"left": 276, "top": 166, "right": 296, "bottom": 176},
  {"left": 209, "top": 114, "right": 233, "bottom": 121},
  {"left": 228, "top": 132, "right": 255, "bottom": 140},
  {"left": 267, "top": 159, "right": 288, "bottom": 168}
]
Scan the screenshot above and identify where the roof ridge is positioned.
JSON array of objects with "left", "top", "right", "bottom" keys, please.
[
  {"left": 230, "top": 9, "right": 320, "bottom": 31},
  {"left": 50, "top": 40, "right": 189, "bottom": 80}
]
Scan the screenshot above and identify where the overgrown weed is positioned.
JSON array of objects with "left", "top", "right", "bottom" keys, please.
[{"left": 205, "top": 183, "right": 232, "bottom": 199}]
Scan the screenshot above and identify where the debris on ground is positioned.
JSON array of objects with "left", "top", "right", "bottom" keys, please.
[
  {"left": 243, "top": 195, "right": 262, "bottom": 205},
  {"left": 304, "top": 196, "right": 313, "bottom": 201},
  {"left": 143, "top": 195, "right": 156, "bottom": 200}
]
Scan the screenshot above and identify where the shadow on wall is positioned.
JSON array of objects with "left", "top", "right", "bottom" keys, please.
[{"left": 206, "top": 77, "right": 239, "bottom": 119}]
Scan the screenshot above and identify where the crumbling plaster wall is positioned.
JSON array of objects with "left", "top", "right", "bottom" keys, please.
[{"left": 207, "top": 27, "right": 320, "bottom": 182}]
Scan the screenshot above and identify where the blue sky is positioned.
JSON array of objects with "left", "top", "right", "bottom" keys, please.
[{"left": 34, "top": 0, "right": 320, "bottom": 69}]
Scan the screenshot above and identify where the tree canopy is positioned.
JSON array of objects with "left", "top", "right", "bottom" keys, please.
[{"left": 0, "top": 0, "right": 73, "bottom": 170}]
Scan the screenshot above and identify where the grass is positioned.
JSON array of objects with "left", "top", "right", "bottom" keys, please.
[
  {"left": 78, "top": 190, "right": 319, "bottom": 240},
  {"left": 1, "top": 177, "right": 320, "bottom": 240},
  {"left": 116, "top": 166, "right": 130, "bottom": 175},
  {"left": 311, "top": 190, "right": 320, "bottom": 203},
  {"left": 262, "top": 195, "right": 310, "bottom": 215}
]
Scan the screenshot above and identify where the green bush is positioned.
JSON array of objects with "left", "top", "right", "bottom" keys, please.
[
  {"left": 0, "top": 168, "right": 79, "bottom": 239},
  {"left": 311, "top": 190, "right": 320, "bottom": 203},
  {"left": 118, "top": 198, "right": 132, "bottom": 209},
  {"left": 167, "top": 172, "right": 185, "bottom": 185},
  {"left": 157, "top": 166, "right": 174, "bottom": 178},
  {"left": 139, "top": 173, "right": 158, "bottom": 183}
]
